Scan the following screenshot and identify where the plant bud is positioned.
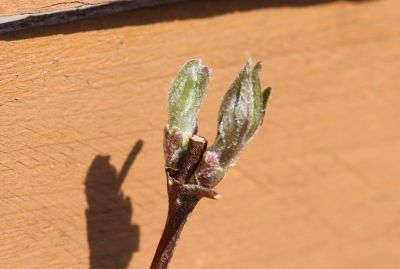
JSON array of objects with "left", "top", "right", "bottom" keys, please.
[
  {"left": 164, "top": 60, "right": 210, "bottom": 169},
  {"left": 214, "top": 59, "right": 271, "bottom": 167},
  {"left": 194, "top": 151, "right": 225, "bottom": 188},
  {"left": 195, "top": 59, "right": 271, "bottom": 187}
]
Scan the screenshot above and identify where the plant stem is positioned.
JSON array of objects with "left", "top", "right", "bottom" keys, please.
[
  {"left": 151, "top": 135, "right": 219, "bottom": 269},
  {"left": 150, "top": 177, "right": 199, "bottom": 269}
]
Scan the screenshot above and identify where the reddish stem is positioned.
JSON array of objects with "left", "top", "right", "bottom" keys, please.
[
  {"left": 151, "top": 135, "right": 209, "bottom": 269},
  {"left": 150, "top": 177, "right": 199, "bottom": 269}
]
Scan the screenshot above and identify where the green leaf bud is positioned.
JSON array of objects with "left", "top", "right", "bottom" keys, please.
[
  {"left": 195, "top": 59, "right": 271, "bottom": 187},
  {"left": 164, "top": 59, "right": 210, "bottom": 169}
]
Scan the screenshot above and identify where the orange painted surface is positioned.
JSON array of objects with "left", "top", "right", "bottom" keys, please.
[{"left": 0, "top": 0, "right": 399, "bottom": 268}]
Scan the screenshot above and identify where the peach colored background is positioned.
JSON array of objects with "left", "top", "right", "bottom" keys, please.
[{"left": 1, "top": 0, "right": 399, "bottom": 268}]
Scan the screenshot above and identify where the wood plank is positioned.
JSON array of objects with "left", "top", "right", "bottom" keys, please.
[
  {"left": 0, "top": 0, "right": 183, "bottom": 33},
  {"left": 0, "top": 0, "right": 399, "bottom": 268},
  {"left": 0, "top": 0, "right": 110, "bottom": 16},
  {"left": 0, "top": 0, "right": 179, "bottom": 17}
]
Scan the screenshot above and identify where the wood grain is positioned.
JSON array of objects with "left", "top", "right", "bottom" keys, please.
[
  {"left": 0, "top": 0, "right": 107, "bottom": 16},
  {"left": 0, "top": 0, "right": 183, "bottom": 34},
  {"left": 0, "top": 0, "right": 399, "bottom": 268}
]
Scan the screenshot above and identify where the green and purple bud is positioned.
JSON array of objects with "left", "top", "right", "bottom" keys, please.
[
  {"left": 164, "top": 60, "right": 210, "bottom": 169},
  {"left": 195, "top": 59, "right": 271, "bottom": 188}
]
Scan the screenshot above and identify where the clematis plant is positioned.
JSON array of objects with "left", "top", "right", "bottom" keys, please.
[{"left": 151, "top": 59, "right": 271, "bottom": 269}]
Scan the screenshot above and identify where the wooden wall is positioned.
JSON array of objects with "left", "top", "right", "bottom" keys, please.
[{"left": 1, "top": 0, "right": 399, "bottom": 268}]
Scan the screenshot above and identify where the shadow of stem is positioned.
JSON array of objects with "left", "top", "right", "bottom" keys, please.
[{"left": 85, "top": 140, "right": 143, "bottom": 269}]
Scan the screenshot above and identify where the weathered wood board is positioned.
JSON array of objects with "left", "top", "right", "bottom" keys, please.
[
  {"left": 0, "top": 0, "right": 183, "bottom": 33},
  {"left": 0, "top": 0, "right": 399, "bottom": 268},
  {"left": 0, "top": 0, "right": 116, "bottom": 16}
]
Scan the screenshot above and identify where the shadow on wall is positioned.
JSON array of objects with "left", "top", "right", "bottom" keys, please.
[
  {"left": 85, "top": 140, "right": 143, "bottom": 269},
  {"left": 1, "top": 0, "right": 372, "bottom": 40}
]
